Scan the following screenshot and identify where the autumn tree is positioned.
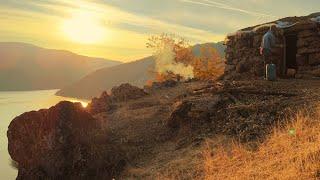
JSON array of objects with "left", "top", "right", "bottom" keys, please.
[
  {"left": 192, "top": 45, "right": 224, "bottom": 80},
  {"left": 147, "top": 33, "right": 224, "bottom": 82},
  {"left": 147, "top": 33, "right": 194, "bottom": 65}
]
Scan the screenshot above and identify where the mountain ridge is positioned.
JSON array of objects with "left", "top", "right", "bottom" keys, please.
[{"left": 0, "top": 42, "right": 122, "bottom": 91}]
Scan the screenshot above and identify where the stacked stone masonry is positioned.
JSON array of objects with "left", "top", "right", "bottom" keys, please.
[{"left": 224, "top": 13, "right": 320, "bottom": 80}]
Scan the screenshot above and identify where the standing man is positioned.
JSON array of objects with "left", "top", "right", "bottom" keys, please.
[{"left": 260, "top": 25, "right": 276, "bottom": 78}]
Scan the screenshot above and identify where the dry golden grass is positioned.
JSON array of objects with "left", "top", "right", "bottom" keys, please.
[
  {"left": 129, "top": 107, "right": 320, "bottom": 180},
  {"left": 204, "top": 107, "right": 320, "bottom": 180}
]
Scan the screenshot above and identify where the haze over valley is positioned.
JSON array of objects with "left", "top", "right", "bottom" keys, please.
[{"left": 0, "top": 42, "right": 121, "bottom": 91}]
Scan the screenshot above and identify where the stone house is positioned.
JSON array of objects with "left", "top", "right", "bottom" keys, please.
[{"left": 224, "top": 13, "right": 320, "bottom": 79}]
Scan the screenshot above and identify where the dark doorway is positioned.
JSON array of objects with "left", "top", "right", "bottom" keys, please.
[{"left": 285, "top": 34, "right": 298, "bottom": 69}]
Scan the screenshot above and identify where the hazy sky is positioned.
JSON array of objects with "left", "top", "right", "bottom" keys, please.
[{"left": 0, "top": 0, "right": 318, "bottom": 61}]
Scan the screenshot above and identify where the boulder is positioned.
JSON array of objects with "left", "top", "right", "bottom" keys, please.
[
  {"left": 87, "top": 84, "right": 148, "bottom": 114},
  {"left": 87, "top": 91, "right": 114, "bottom": 114},
  {"left": 111, "top": 83, "right": 147, "bottom": 102},
  {"left": 167, "top": 95, "right": 224, "bottom": 129},
  {"left": 7, "top": 101, "right": 124, "bottom": 179},
  {"left": 148, "top": 80, "right": 178, "bottom": 90},
  {"left": 167, "top": 101, "right": 193, "bottom": 128}
]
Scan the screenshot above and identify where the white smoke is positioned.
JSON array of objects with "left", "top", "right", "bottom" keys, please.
[{"left": 154, "top": 42, "right": 194, "bottom": 79}]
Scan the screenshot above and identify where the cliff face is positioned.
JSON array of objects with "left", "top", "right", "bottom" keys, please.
[{"left": 7, "top": 101, "right": 124, "bottom": 179}]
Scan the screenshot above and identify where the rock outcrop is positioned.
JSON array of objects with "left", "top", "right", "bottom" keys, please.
[
  {"left": 87, "top": 84, "right": 148, "bottom": 115},
  {"left": 8, "top": 101, "right": 124, "bottom": 179},
  {"left": 87, "top": 91, "right": 115, "bottom": 114},
  {"left": 144, "top": 80, "right": 179, "bottom": 94},
  {"left": 167, "top": 101, "right": 193, "bottom": 128},
  {"left": 110, "top": 83, "right": 148, "bottom": 102}
]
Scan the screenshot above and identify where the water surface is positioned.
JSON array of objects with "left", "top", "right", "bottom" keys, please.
[{"left": 0, "top": 90, "right": 88, "bottom": 179}]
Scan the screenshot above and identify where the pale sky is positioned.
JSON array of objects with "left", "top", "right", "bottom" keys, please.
[{"left": 0, "top": 0, "right": 318, "bottom": 62}]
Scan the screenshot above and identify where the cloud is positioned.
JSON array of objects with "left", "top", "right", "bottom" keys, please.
[
  {"left": 0, "top": 0, "right": 317, "bottom": 61},
  {"left": 69, "top": 0, "right": 226, "bottom": 42},
  {"left": 180, "top": 0, "right": 276, "bottom": 18}
]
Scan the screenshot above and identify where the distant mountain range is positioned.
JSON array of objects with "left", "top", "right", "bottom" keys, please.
[
  {"left": 56, "top": 42, "right": 226, "bottom": 99},
  {"left": 0, "top": 42, "right": 121, "bottom": 91}
]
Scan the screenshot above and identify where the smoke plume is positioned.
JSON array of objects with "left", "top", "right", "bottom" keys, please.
[{"left": 154, "top": 42, "right": 194, "bottom": 79}]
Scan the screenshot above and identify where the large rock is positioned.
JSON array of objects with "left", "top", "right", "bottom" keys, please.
[
  {"left": 87, "top": 84, "right": 148, "bottom": 115},
  {"left": 87, "top": 91, "right": 115, "bottom": 114},
  {"left": 145, "top": 80, "right": 178, "bottom": 91},
  {"left": 167, "top": 95, "right": 224, "bottom": 130},
  {"left": 111, "top": 83, "right": 147, "bottom": 102},
  {"left": 8, "top": 101, "right": 124, "bottom": 179},
  {"left": 167, "top": 101, "right": 193, "bottom": 128}
]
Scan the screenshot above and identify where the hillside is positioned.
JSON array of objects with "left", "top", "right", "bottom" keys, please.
[
  {"left": 56, "top": 56, "right": 154, "bottom": 99},
  {"left": 8, "top": 79, "right": 320, "bottom": 179},
  {"left": 0, "top": 42, "right": 121, "bottom": 91},
  {"left": 56, "top": 42, "right": 226, "bottom": 99}
]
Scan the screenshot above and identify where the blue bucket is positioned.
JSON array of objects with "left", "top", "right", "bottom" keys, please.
[{"left": 266, "top": 64, "right": 276, "bottom": 81}]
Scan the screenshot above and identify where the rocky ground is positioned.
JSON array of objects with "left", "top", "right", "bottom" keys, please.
[{"left": 7, "top": 79, "right": 320, "bottom": 179}]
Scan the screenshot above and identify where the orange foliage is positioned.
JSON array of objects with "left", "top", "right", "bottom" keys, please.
[
  {"left": 147, "top": 34, "right": 224, "bottom": 82},
  {"left": 147, "top": 33, "right": 193, "bottom": 66},
  {"left": 193, "top": 45, "right": 224, "bottom": 80},
  {"left": 145, "top": 80, "right": 154, "bottom": 87}
]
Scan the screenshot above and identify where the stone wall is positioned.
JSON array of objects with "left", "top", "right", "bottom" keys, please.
[
  {"left": 295, "top": 22, "right": 320, "bottom": 78},
  {"left": 224, "top": 21, "right": 320, "bottom": 79},
  {"left": 224, "top": 26, "right": 284, "bottom": 80}
]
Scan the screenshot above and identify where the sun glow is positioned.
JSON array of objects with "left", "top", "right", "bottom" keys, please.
[{"left": 61, "top": 11, "right": 108, "bottom": 44}]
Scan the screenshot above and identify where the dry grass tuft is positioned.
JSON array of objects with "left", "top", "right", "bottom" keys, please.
[{"left": 204, "top": 107, "right": 320, "bottom": 179}]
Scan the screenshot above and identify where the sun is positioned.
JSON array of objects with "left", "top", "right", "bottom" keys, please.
[{"left": 62, "top": 11, "right": 107, "bottom": 44}]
